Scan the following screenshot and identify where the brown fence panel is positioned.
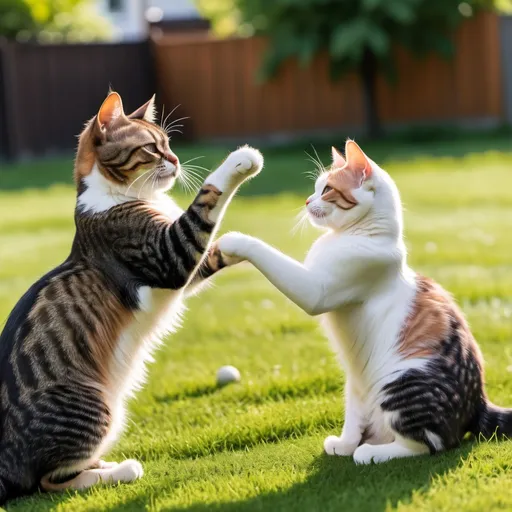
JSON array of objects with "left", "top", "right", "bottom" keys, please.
[
  {"left": 0, "top": 41, "right": 155, "bottom": 159},
  {"left": 153, "top": 34, "right": 364, "bottom": 140},
  {"left": 153, "top": 12, "right": 502, "bottom": 140}
]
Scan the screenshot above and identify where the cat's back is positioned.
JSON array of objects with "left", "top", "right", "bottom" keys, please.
[{"left": 0, "top": 257, "right": 136, "bottom": 382}]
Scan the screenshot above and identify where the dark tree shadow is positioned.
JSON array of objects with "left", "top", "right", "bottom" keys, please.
[{"left": 173, "top": 443, "right": 474, "bottom": 512}]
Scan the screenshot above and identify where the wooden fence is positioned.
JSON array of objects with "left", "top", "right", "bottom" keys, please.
[
  {"left": 0, "top": 12, "right": 505, "bottom": 159},
  {"left": 0, "top": 41, "right": 155, "bottom": 159},
  {"left": 501, "top": 15, "right": 512, "bottom": 125},
  {"left": 152, "top": 12, "right": 503, "bottom": 140}
]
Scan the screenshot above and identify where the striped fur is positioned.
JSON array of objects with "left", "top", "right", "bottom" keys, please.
[
  {"left": 217, "top": 139, "right": 512, "bottom": 465},
  {"left": 0, "top": 92, "right": 263, "bottom": 503}
]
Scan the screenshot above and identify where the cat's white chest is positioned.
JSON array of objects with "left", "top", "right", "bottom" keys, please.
[{"left": 102, "top": 195, "right": 185, "bottom": 450}]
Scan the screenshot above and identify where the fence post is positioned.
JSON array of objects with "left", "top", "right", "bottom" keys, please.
[
  {"left": 500, "top": 16, "right": 512, "bottom": 125},
  {"left": 0, "top": 42, "right": 21, "bottom": 160}
]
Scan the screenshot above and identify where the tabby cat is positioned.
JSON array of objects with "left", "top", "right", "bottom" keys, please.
[
  {"left": 217, "top": 140, "right": 512, "bottom": 464},
  {"left": 0, "top": 91, "right": 263, "bottom": 502}
]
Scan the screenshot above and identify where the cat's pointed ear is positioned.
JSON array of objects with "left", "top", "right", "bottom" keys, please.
[
  {"left": 345, "top": 140, "right": 372, "bottom": 179},
  {"left": 128, "top": 94, "right": 156, "bottom": 123},
  {"left": 331, "top": 146, "right": 346, "bottom": 168},
  {"left": 97, "top": 92, "right": 124, "bottom": 131}
]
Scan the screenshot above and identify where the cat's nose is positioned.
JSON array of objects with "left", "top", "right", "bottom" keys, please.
[
  {"left": 306, "top": 198, "right": 312, "bottom": 206},
  {"left": 164, "top": 151, "right": 179, "bottom": 167}
]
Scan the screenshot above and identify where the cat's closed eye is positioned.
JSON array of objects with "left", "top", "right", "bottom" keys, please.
[{"left": 142, "top": 143, "right": 159, "bottom": 155}]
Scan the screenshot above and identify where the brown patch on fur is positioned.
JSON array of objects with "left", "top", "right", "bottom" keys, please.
[
  {"left": 74, "top": 119, "right": 97, "bottom": 184},
  {"left": 195, "top": 184, "right": 222, "bottom": 210},
  {"left": 398, "top": 276, "right": 482, "bottom": 366},
  {"left": 323, "top": 169, "right": 361, "bottom": 210}
]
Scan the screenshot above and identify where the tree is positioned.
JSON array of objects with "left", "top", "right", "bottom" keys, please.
[
  {"left": 0, "top": 0, "right": 112, "bottom": 43},
  {"left": 199, "top": 0, "right": 498, "bottom": 138}
]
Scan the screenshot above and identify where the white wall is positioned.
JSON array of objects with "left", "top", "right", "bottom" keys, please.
[{"left": 98, "top": 0, "right": 200, "bottom": 41}]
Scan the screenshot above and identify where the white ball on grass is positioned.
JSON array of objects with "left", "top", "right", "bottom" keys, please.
[{"left": 216, "top": 365, "right": 241, "bottom": 386}]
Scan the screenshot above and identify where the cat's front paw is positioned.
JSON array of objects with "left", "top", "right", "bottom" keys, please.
[
  {"left": 227, "top": 146, "right": 264, "bottom": 179},
  {"left": 206, "top": 147, "right": 263, "bottom": 192},
  {"left": 324, "top": 436, "right": 358, "bottom": 456},
  {"left": 210, "top": 239, "right": 244, "bottom": 267},
  {"left": 217, "top": 232, "right": 253, "bottom": 264}
]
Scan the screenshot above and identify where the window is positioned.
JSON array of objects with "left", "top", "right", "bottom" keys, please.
[{"left": 108, "top": 0, "right": 123, "bottom": 12}]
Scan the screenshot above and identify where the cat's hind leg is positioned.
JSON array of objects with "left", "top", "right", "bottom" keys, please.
[
  {"left": 41, "top": 460, "right": 143, "bottom": 491},
  {"left": 353, "top": 435, "right": 429, "bottom": 465}
]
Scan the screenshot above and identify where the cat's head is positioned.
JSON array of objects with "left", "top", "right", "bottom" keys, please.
[
  {"left": 306, "top": 140, "right": 390, "bottom": 232},
  {"left": 75, "top": 91, "right": 179, "bottom": 196}
]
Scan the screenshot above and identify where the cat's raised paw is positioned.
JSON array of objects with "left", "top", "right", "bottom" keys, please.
[
  {"left": 217, "top": 232, "right": 252, "bottom": 262},
  {"left": 323, "top": 436, "right": 357, "bottom": 456},
  {"left": 226, "top": 146, "right": 264, "bottom": 178}
]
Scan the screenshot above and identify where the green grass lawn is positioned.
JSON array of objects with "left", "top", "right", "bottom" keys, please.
[{"left": 1, "top": 133, "right": 512, "bottom": 511}]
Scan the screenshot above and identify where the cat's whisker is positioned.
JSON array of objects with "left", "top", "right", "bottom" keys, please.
[
  {"left": 311, "top": 145, "right": 325, "bottom": 171},
  {"left": 165, "top": 129, "right": 183, "bottom": 136},
  {"left": 178, "top": 167, "right": 201, "bottom": 194},
  {"left": 125, "top": 168, "right": 154, "bottom": 196},
  {"left": 183, "top": 164, "right": 208, "bottom": 173},
  {"left": 182, "top": 167, "right": 206, "bottom": 181},
  {"left": 166, "top": 116, "right": 189, "bottom": 129},
  {"left": 304, "top": 153, "right": 324, "bottom": 177},
  {"left": 291, "top": 208, "right": 310, "bottom": 236},
  {"left": 181, "top": 173, "right": 202, "bottom": 192},
  {"left": 137, "top": 170, "right": 157, "bottom": 199},
  {"left": 161, "top": 104, "right": 181, "bottom": 131},
  {"left": 160, "top": 105, "right": 165, "bottom": 127},
  {"left": 181, "top": 156, "right": 205, "bottom": 166}
]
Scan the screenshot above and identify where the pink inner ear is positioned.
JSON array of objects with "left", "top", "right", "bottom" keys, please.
[
  {"left": 331, "top": 146, "right": 346, "bottom": 168},
  {"left": 98, "top": 92, "right": 124, "bottom": 129},
  {"left": 345, "top": 140, "right": 372, "bottom": 179}
]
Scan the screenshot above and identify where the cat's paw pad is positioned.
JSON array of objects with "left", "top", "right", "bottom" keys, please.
[
  {"left": 323, "top": 436, "right": 357, "bottom": 456},
  {"left": 109, "top": 459, "right": 144, "bottom": 482},
  {"left": 353, "top": 444, "right": 380, "bottom": 465},
  {"left": 227, "top": 146, "right": 264, "bottom": 178}
]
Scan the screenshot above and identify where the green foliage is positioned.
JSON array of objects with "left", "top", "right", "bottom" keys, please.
[
  {"left": 218, "top": 0, "right": 496, "bottom": 80},
  {"left": 198, "top": 0, "right": 496, "bottom": 81},
  {"left": 0, "top": 0, "right": 112, "bottom": 42},
  {"left": 0, "top": 0, "right": 35, "bottom": 39}
]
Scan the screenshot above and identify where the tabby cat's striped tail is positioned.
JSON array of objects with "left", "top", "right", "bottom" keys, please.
[{"left": 477, "top": 401, "right": 512, "bottom": 439}]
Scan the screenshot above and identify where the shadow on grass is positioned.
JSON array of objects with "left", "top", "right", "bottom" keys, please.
[
  {"left": 174, "top": 443, "right": 474, "bottom": 512},
  {"left": 154, "top": 383, "right": 221, "bottom": 402},
  {"left": 5, "top": 443, "right": 473, "bottom": 511}
]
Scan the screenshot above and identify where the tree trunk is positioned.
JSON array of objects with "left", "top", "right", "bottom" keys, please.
[{"left": 360, "top": 49, "right": 381, "bottom": 139}]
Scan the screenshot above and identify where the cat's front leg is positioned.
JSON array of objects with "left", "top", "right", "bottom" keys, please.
[
  {"left": 203, "top": 146, "right": 263, "bottom": 223},
  {"left": 216, "top": 232, "right": 328, "bottom": 315},
  {"left": 324, "top": 382, "right": 365, "bottom": 456}
]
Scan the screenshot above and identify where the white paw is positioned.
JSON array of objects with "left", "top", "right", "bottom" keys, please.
[
  {"left": 225, "top": 146, "right": 264, "bottom": 179},
  {"left": 323, "top": 436, "right": 357, "bottom": 456},
  {"left": 217, "top": 232, "right": 251, "bottom": 259},
  {"left": 109, "top": 459, "right": 144, "bottom": 482},
  {"left": 96, "top": 460, "right": 119, "bottom": 469},
  {"left": 353, "top": 443, "right": 377, "bottom": 465}
]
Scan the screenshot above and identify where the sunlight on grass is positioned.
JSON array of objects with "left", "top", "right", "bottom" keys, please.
[{"left": 1, "top": 137, "right": 512, "bottom": 511}]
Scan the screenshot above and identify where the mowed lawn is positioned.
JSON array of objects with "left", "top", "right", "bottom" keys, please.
[{"left": 1, "top": 133, "right": 512, "bottom": 511}]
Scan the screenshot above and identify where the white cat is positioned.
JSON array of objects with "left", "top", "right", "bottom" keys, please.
[{"left": 215, "top": 140, "right": 511, "bottom": 464}]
